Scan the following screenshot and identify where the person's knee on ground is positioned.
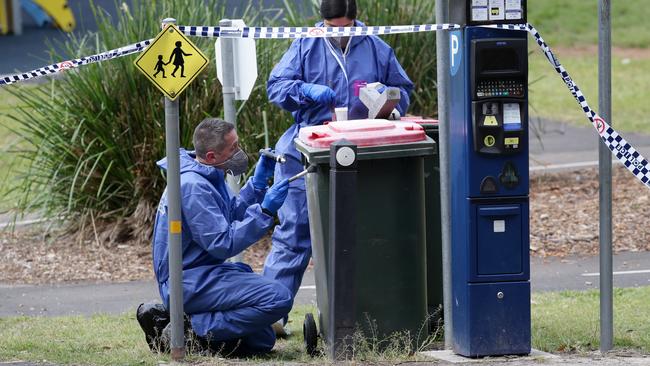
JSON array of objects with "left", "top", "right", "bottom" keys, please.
[{"left": 185, "top": 276, "right": 292, "bottom": 357}]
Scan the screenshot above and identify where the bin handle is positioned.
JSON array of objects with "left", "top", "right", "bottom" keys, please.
[{"left": 478, "top": 205, "right": 519, "bottom": 217}]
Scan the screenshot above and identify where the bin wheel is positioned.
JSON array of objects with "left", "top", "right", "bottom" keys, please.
[{"left": 303, "top": 312, "right": 319, "bottom": 356}]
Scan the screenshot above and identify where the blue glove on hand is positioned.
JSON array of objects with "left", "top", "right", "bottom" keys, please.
[
  {"left": 252, "top": 149, "right": 276, "bottom": 189},
  {"left": 261, "top": 178, "right": 290, "bottom": 215},
  {"left": 301, "top": 83, "right": 336, "bottom": 106}
]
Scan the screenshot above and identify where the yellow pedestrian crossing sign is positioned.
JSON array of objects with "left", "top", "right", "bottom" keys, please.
[{"left": 134, "top": 24, "right": 209, "bottom": 101}]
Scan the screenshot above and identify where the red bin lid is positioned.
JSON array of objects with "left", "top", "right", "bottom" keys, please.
[{"left": 298, "top": 119, "right": 426, "bottom": 148}]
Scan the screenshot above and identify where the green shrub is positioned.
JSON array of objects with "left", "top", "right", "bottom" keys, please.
[{"left": 3, "top": 0, "right": 437, "bottom": 243}]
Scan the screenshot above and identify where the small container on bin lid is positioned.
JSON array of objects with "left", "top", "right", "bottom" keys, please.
[
  {"left": 334, "top": 107, "right": 348, "bottom": 122},
  {"left": 298, "top": 119, "right": 426, "bottom": 148}
]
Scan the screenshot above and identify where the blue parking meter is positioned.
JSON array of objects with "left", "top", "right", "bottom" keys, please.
[{"left": 449, "top": 0, "right": 531, "bottom": 357}]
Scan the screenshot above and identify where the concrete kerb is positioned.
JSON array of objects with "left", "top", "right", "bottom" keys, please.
[
  {"left": 418, "top": 349, "right": 650, "bottom": 365},
  {"left": 418, "top": 349, "right": 559, "bottom": 364}
]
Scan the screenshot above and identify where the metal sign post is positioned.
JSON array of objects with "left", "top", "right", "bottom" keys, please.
[
  {"left": 161, "top": 18, "right": 186, "bottom": 361},
  {"left": 135, "top": 17, "right": 209, "bottom": 361},
  {"left": 598, "top": 0, "right": 613, "bottom": 353},
  {"left": 161, "top": 17, "right": 185, "bottom": 362}
]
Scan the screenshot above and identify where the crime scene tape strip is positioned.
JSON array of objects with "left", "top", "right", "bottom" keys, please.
[
  {"left": 176, "top": 23, "right": 461, "bottom": 39},
  {"left": 489, "top": 23, "right": 650, "bottom": 187},
  {"left": 0, "top": 24, "right": 460, "bottom": 86},
  {"left": 0, "top": 39, "right": 153, "bottom": 86}
]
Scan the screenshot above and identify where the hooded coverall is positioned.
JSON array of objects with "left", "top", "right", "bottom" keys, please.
[
  {"left": 153, "top": 149, "right": 293, "bottom": 353},
  {"left": 265, "top": 20, "right": 414, "bottom": 298}
]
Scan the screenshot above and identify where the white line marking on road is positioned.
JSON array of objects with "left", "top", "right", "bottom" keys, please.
[
  {"left": 299, "top": 285, "right": 316, "bottom": 290},
  {"left": 581, "top": 269, "right": 650, "bottom": 277},
  {"left": 530, "top": 160, "right": 600, "bottom": 172}
]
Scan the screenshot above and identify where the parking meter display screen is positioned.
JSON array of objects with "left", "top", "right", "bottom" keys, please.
[{"left": 479, "top": 48, "right": 519, "bottom": 74}]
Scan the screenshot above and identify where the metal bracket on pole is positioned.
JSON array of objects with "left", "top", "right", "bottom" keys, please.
[
  {"left": 328, "top": 140, "right": 358, "bottom": 360},
  {"left": 162, "top": 16, "right": 186, "bottom": 362}
]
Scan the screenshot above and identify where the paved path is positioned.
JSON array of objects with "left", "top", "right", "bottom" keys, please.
[
  {"left": 3, "top": 250, "right": 650, "bottom": 317},
  {"left": 531, "top": 251, "right": 650, "bottom": 292},
  {"left": 529, "top": 118, "right": 650, "bottom": 172}
]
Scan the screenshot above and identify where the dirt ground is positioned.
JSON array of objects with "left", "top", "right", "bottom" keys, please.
[
  {"left": 0, "top": 165, "right": 647, "bottom": 285},
  {"left": 529, "top": 165, "right": 650, "bottom": 257}
]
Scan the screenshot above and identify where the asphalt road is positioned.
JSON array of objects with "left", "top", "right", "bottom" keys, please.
[
  {"left": 3, "top": 249, "right": 650, "bottom": 317},
  {"left": 529, "top": 118, "right": 650, "bottom": 172}
]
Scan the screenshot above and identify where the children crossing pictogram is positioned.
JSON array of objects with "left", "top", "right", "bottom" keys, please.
[{"left": 134, "top": 24, "right": 208, "bottom": 100}]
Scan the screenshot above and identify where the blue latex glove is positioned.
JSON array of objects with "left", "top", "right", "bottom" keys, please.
[
  {"left": 301, "top": 83, "right": 336, "bottom": 106},
  {"left": 252, "top": 149, "right": 276, "bottom": 189},
  {"left": 261, "top": 178, "right": 290, "bottom": 215}
]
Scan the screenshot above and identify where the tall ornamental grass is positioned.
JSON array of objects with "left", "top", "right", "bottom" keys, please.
[{"left": 3, "top": 0, "right": 437, "bottom": 244}]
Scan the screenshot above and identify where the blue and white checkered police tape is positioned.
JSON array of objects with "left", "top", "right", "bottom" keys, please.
[
  {"left": 0, "top": 24, "right": 458, "bottom": 86},
  {"left": 176, "top": 23, "right": 460, "bottom": 39},
  {"left": 2, "top": 22, "right": 649, "bottom": 189},
  {"left": 0, "top": 39, "right": 152, "bottom": 86}
]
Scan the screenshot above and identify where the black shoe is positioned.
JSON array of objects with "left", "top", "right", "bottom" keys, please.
[
  {"left": 161, "top": 315, "right": 213, "bottom": 355},
  {"left": 136, "top": 302, "right": 170, "bottom": 352}
]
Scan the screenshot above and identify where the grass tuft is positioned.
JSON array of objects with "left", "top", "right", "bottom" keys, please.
[
  {"left": 4, "top": 288, "right": 650, "bottom": 364},
  {"left": 532, "top": 287, "right": 650, "bottom": 353},
  {"left": 0, "top": 305, "right": 445, "bottom": 365}
]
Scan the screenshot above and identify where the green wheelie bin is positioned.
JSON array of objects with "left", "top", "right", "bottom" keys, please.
[
  {"left": 295, "top": 119, "right": 436, "bottom": 358},
  {"left": 404, "top": 117, "right": 443, "bottom": 331}
]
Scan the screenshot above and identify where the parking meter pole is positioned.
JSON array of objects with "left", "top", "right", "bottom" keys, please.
[
  {"left": 436, "top": 0, "right": 454, "bottom": 349},
  {"left": 328, "top": 140, "right": 358, "bottom": 360},
  {"left": 162, "top": 17, "right": 185, "bottom": 361},
  {"left": 219, "top": 18, "right": 243, "bottom": 262},
  {"left": 598, "top": 0, "right": 613, "bottom": 353}
]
